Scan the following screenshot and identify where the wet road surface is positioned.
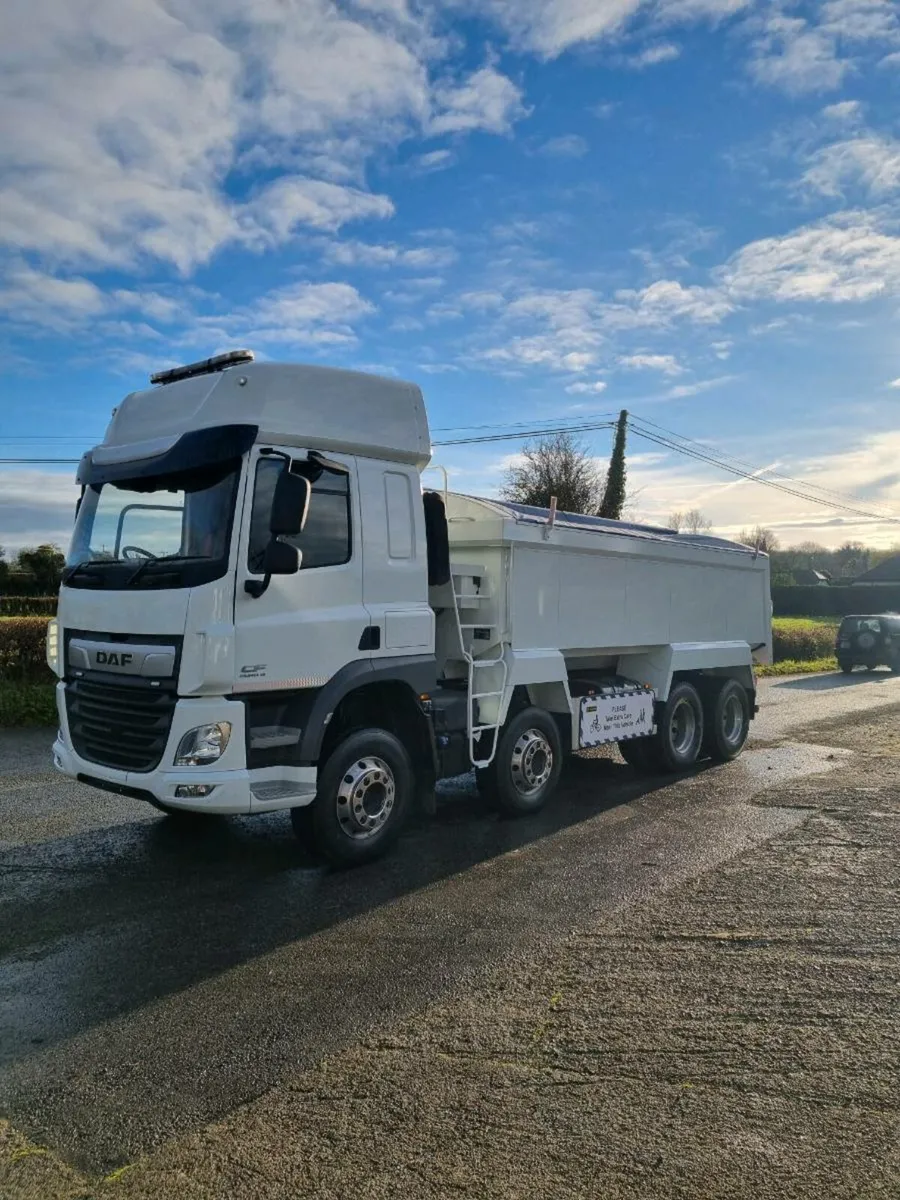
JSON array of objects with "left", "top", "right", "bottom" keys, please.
[{"left": 0, "top": 670, "right": 897, "bottom": 1173}]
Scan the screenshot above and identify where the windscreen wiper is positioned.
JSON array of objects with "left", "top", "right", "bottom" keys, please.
[
  {"left": 126, "top": 554, "right": 206, "bottom": 587},
  {"left": 62, "top": 560, "right": 107, "bottom": 585}
]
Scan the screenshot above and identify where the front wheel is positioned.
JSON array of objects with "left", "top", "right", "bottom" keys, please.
[
  {"left": 476, "top": 707, "right": 563, "bottom": 815},
  {"left": 294, "top": 728, "right": 413, "bottom": 866}
]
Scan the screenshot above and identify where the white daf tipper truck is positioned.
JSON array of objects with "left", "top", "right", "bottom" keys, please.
[{"left": 49, "top": 351, "right": 771, "bottom": 864}]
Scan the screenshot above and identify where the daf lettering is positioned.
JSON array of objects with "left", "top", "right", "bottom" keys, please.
[{"left": 96, "top": 651, "right": 133, "bottom": 667}]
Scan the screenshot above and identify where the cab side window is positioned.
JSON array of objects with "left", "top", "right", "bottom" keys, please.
[{"left": 248, "top": 458, "right": 351, "bottom": 573}]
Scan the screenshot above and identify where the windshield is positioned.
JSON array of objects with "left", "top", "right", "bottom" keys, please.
[
  {"left": 66, "top": 461, "right": 240, "bottom": 589},
  {"left": 841, "top": 618, "right": 882, "bottom": 633}
]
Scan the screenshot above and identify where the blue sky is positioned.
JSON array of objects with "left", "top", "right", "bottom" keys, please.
[{"left": 3, "top": 0, "right": 900, "bottom": 552}]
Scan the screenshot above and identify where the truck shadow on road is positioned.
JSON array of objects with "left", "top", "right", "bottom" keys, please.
[{"left": 0, "top": 755, "right": 680, "bottom": 1073}]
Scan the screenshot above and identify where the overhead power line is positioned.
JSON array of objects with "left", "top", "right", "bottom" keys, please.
[
  {"left": 3, "top": 410, "right": 898, "bottom": 526},
  {"left": 626, "top": 417, "right": 900, "bottom": 526},
  {"left": 630, "top": 413, "right": 896, "bottom": 519}
]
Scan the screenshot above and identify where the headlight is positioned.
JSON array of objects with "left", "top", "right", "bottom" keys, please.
[
  {"left": 46, "top": 619, "right": 60, "bottom": 675},
  {"left": 175, "top": 722, "right": 232, "bottom": 766}
]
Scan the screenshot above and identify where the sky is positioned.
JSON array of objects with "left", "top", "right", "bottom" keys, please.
[{"left": 2, "top": 0, "right": 900, "bottom": 554}]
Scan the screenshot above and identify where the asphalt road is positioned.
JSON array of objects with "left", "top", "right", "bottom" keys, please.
[{"left": 1, "top": 670, "right": 898, "bottom": 1176}]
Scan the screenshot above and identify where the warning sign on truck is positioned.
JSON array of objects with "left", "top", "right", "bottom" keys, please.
[{"left": 579, "top": 691, "right": 655, "bottom": 749}]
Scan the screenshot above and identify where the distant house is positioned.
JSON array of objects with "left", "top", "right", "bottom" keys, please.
[
  {"left": 853, "top": 556, "right": 900, "bottom": 585},
  {"left": 793, "top": 568, "right": 831, "bottom": 586}
]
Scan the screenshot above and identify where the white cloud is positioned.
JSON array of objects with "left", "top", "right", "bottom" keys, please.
[
  {"left": 665, "top": 375, "right": 734, "bottom": 398},
  {"left": 430, "top": 66, "right": 527, "bottom": 136},
  {"left": 747, "top": 2, "right": 899, "bottom": 95},
  {"left": 820, "top": 0, "right": 900, "bottom": 42},
  {"left": 618, "top": 353, "right": 684, "bottom": 374},
  {"left": 112, "top": 290, "right": 189, "bottom": 323},
  {"left": 0, "top": 468, "right": 80, "bottom": 553},
  {"left": 0, "top": 2, "right": 528, "bottom": 277},
  {"left": 610, "top": 280, "right": 733, "bottom": 326},
  {"left": 748, "top": 14, "right": 849, "bottom": 95},
  {"left": 722, "top": 211, "right": 900, "bottom": 303},
  {"left": 537, "top": 134, "right": 589, "bottom": 157},
  {"left": 409, "top": 148, "right": 457, "bottom": 172},
  {"left": 323, "top": 240, "right": 458, "bottom": 268},
  {"left": 477, "top": 0, "right": 646, "bottom": 58},
  {"left": 889, "top": 378, "right": 900, "bottom": 388},
  {"left": 473, "top": 279, "right": 732, "bottom": 377},
  {"left": 565, "top": 380, "right": 608, "bottom": 393},
  {"left": 0, "top": 266, "right": 106, "bottom": 331},
  {"left": 194, "top": 280, "right": 374, "bottom": 348},
  {"left": 477, "top": 0, "right": 751, "bottom": 58},
  {"left": 630, "top": 425, "right": 900, "bottom": 550},
  {"left": 459, "top": 290, "right": 506, "bottom": 311},
  {"left": 801, "top": 135, "right": 900, "bottom": 199},
  {"left": 822, "top": 100, "right": 864, "bottom": 122},
  {"left": 622, "top": 42, "right": 682, "bottom": 69},
  {"left": 247, "top": 177, "right": 395, "bottom": 243}
]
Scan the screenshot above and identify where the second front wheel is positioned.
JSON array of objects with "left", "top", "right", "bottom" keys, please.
[{"left": 476, "top": 707, "right": 563, "bottom": 815}]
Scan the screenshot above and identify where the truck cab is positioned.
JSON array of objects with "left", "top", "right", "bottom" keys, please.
[{"left": 51, "top": 353, "right": 439, "bottom": 862}]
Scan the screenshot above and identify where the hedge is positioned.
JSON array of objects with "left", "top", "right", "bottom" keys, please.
[
  {"left": 772, "top": 585, "right": 900, "bottom": 618},
  {"left": 0, "top": 617, "right": 53, "bottom": 683},
  {"left": 0, "top": 596, "right": 57, "bottom": 617},
  {"left": 771, "top": 618, "right": 835, "bottom": 663},
  {"left": 0, "top": 682, "right": 57, "bottom": 726}
]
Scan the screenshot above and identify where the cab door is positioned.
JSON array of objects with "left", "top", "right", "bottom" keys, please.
[{"left": 233, "top": 447, "right": 369, "bottom": 691}]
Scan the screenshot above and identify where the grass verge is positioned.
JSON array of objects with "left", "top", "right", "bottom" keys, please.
[
  {"left": 0, "top": 681, "right": 57, "bottom": 726},
  {"left": 757, "top": 657, "right": 838, "bottom": 677}
]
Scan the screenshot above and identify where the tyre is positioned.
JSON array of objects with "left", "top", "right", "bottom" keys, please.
[
  {"left": 476, "top": 707, "right": 563, "bottom": 816},
  {"left": 838, "top": 658, "right": 854, "bottom": 675},
  {"left": 653, "top": 681, "right": 705, "bottom": 773},
  {"left": 702, "top": 679, "right": 750, "bottom": 763},
  {"left": 891, "top": 656, "right": 900, "bottom": 676},
  {"left": 294, "top": 728, "right": 413, "bottom": 866},
  {"left": 618, "top": 736, "right": 661, "bottom": 773}
]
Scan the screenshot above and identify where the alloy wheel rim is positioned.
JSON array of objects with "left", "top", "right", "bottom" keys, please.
[
  {"left": 670, "top": 699, "right": 698, "bottom": 758},
  {"left": 336, "top": 756, "right": 395, "bottom": 840},
  {"left": 510, "top": 729, "right": 554, "bottom": 797}
]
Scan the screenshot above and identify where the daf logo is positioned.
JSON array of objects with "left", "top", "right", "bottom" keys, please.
[{"left": 96, "top": 651, "right": 133, "bottom": 667}]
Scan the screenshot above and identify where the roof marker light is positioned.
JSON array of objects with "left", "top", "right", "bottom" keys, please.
[{"left": 150, "top": 349, "right": 254, "bottom": 386}]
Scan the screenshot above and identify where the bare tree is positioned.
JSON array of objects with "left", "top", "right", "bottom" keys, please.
[
  {"left": 667, "top": 509, "right": 713, "bottom": 534},
  {"left": 501, "top": 431, "right": 606, "bottom": 515},
  {"left": 737, "top": 525, "right": 780, "bottom": 553}
]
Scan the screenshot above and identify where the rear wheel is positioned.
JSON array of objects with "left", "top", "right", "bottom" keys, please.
[
  {"left": 293, "top": 728, "right": 413, "bottom": 866},
  {"left": 654, "top": 682, "right": 705, "bottom": 773},
  {"left": 619, "top": 682, "right": 704, "bottom": 775},
  {"left": 702, "top": 679, "right": 750, "bottom": 763},
  {"left": 476, "top": 707, "right": 563, "bottom": 815},
  {"left": 838, "top": 658, "right": 854, "bottom": 675},
  {"left": 618, "top": 737, "right": 660, "bottom": 773}
]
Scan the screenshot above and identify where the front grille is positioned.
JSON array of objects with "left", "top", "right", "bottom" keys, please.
[{"left": 66, "top": 678, "right": 177, "bottom": 772}]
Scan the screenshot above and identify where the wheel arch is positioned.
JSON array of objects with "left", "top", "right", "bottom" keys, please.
[{"left": 296, "top": 656, "right": 436, "bottom": 766}]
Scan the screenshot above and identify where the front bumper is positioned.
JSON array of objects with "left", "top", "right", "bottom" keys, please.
[{"left": 53, "top": 683, "right": 317, "bottom": 814}]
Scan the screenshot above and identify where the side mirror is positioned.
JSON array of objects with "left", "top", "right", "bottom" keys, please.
[
  {"left": 270, "top": 471, "right": 311, "bottom": 537},
  {"left": 245, "top": 536, "right": 301, "bottom": 597},
  {"left": 264, "top": 540, "right": 300, "bottom": 575}
]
